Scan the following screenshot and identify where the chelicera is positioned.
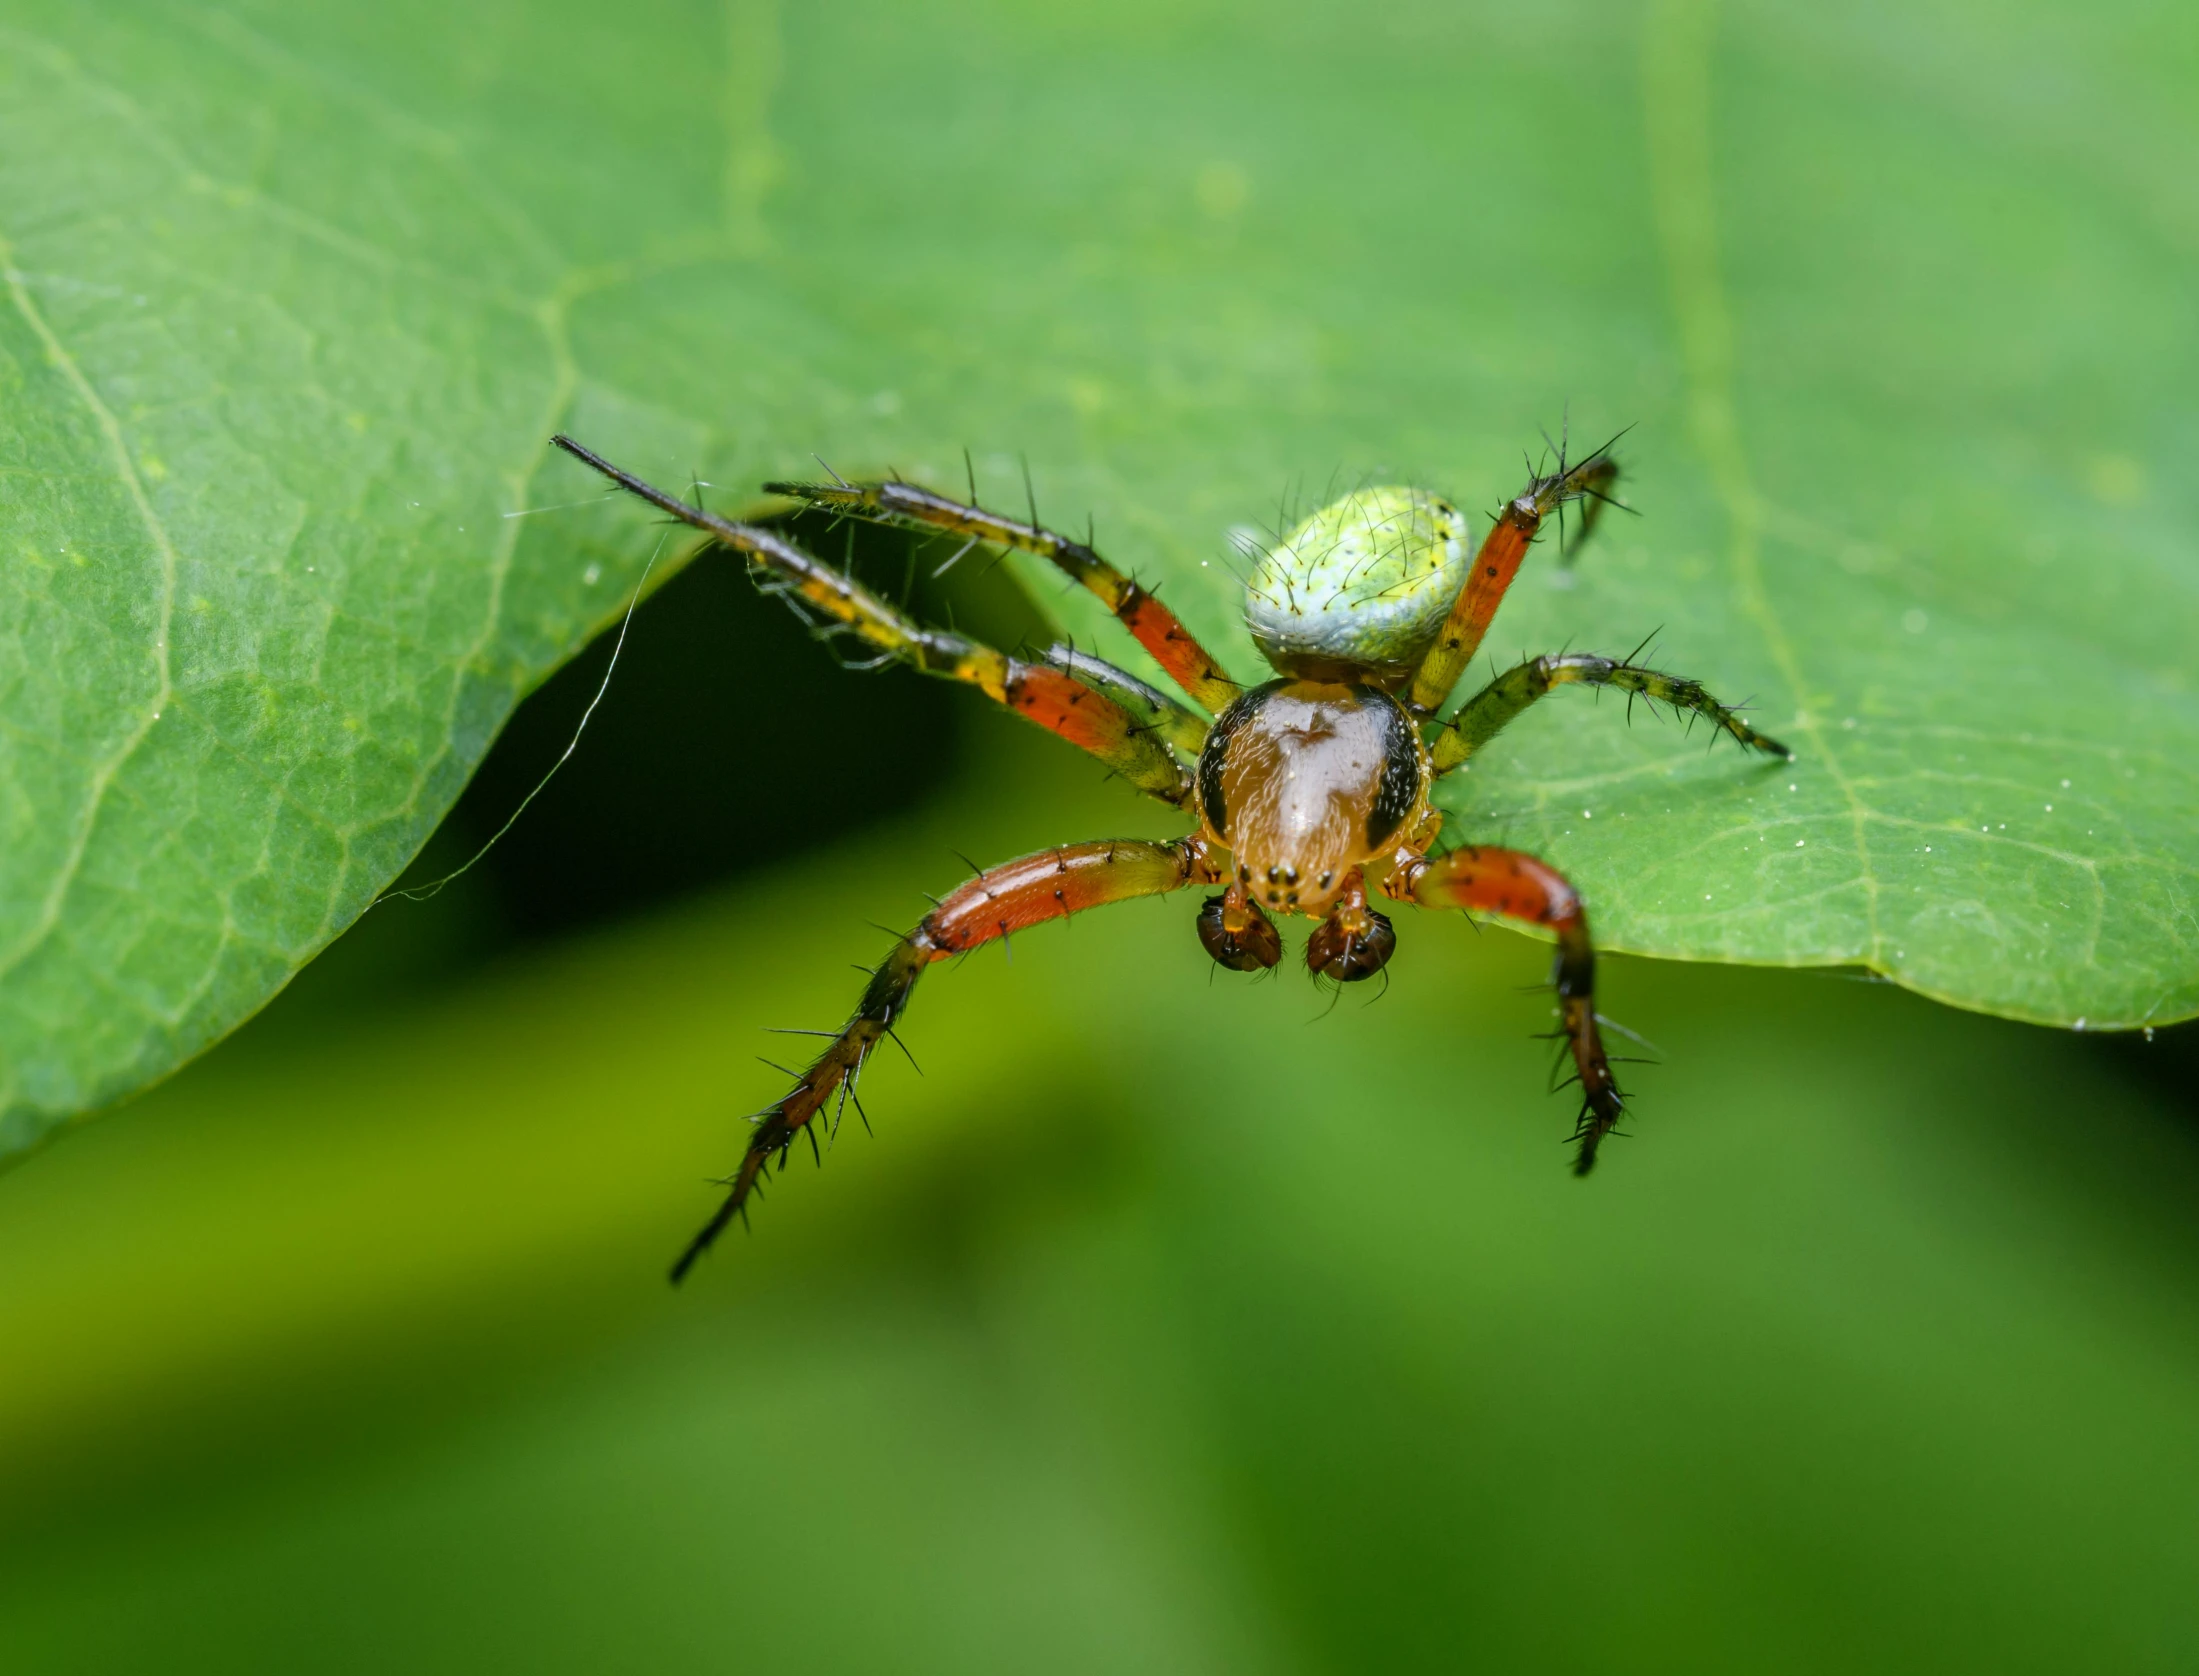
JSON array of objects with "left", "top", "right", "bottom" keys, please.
[{"left": 551, "top": 432, "right": 1789, "bottom": 1281}]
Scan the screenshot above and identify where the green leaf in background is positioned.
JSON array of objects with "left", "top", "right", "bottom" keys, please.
[
  {"left": 1, "top": 0, "right": 2193, "bottom": 1152},
  {"left": 4, "top": 757, "right": 2198, "bottom": 1672}
]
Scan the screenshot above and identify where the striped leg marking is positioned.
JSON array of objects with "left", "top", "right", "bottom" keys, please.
[
  {"left": 671, "top": 834, "right": 1223, "bottom": 1281},
  {"left": 1387, "top": 845, "right": 1624, "bottom": 1174},
  {"left": 552, "top": 436, "right": 1190, "bottom": 804}
]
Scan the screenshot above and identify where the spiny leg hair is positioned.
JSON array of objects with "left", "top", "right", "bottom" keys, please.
[
  {"left": 1387, "top": 844, "right": 1623, "bottom": 1173},
  {"left": 764, "top": 472, "right": 1242, "bottom": 715},
  {"left": 671, "top": 834, "right": 1225, "bottom": 1282},
  {"left": 1044, "top": 642, "right": 1211, "bottom": 757},
  {"left": 551, "top": 436, "right": 1190, "bottom": 805},
  {"left": 1430, "top": 651, "right": 1791, "bottom": 774},
  {"left": 1405, "top": 435, "right": 1629, "bottom": 717}
]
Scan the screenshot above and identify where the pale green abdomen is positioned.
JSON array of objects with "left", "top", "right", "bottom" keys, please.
[{"left": 1241, "top": 486, "right": 1470, "bottom": 684}]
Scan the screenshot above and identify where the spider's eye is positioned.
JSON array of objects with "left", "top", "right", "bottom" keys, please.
[{"left": 1319, "top": 871, "right": 1333, "bottom": 890}]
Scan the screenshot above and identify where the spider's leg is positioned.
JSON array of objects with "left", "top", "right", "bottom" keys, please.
[
  {"left": 764, "top": 474, "right": 1241, "bottom": 714},
  {"left": 1429, "top": 651, "right": 1790, "bottom": 774},
  {"left": 1404, "top": 443, "right": 1628, "bottom": 716},
  {"left": 553, "top": 436, "right": 1190, "bottom": 805},
  {"left": 1043, "top": 643, "right": 1211, "bottom": 756},
  {"left": 1385, "top": 845, "right": 1623, "bottom": 1173},
  {"left": 672, "top": 834, "right": 1224, "bottom": 1281}
]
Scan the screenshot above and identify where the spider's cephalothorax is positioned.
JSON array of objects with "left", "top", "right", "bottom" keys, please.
[
  {"left": 1194, "top": 678, "right": 1428, "bottom": 978},
  {"left": 550, "top": 432, "right": 1791, "bottom": 1282}
]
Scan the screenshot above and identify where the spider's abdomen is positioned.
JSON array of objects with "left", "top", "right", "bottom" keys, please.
[
  {"left": 1242, "top": 487, "right": 1470, "bottom": 685},
  {"left": 1197, "top": 679, "right": 1428, "bottom": 915}
]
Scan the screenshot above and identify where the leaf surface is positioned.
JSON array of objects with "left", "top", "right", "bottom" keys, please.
[{"left": 1, "top": 0, "right": 2192, "bottom": 1152}]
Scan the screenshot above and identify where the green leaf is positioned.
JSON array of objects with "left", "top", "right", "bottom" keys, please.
[{"left": 2, "top": 0, "right": 2192, "bottom": 1154}]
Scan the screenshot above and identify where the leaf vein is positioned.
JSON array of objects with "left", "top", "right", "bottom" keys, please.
[{"left": 0, "top": 233, "right": 177, "bottom": 986}]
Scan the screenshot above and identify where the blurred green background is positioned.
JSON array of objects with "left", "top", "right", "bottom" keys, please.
[
  {"left": 3, "top": 542, "right": 2196, "bottom": 1674},
  {"left": 5, "top": 0, "right": 2198, "bottom": 1662}
]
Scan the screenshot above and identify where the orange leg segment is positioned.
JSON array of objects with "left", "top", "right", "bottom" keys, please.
[
  {"left": 1386, "top": 845, "right": 1625, "bottom": 1172},
  {"left": 765, "top": 476, "right": 1243, "bottom": 715},
  {"left": 551, "top": 436, "right": 1191, "bottom": 805},
  {"left": 1406, "top": 449, "right": 1623, "bottom": 716},
  {"left": 671, "top": 834, "right": 1224, "bottom": 1282}
]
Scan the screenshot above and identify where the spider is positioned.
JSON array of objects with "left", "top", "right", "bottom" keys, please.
[{"left": 549, "top": 431, "right": 1789, "bottom": 1281}]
